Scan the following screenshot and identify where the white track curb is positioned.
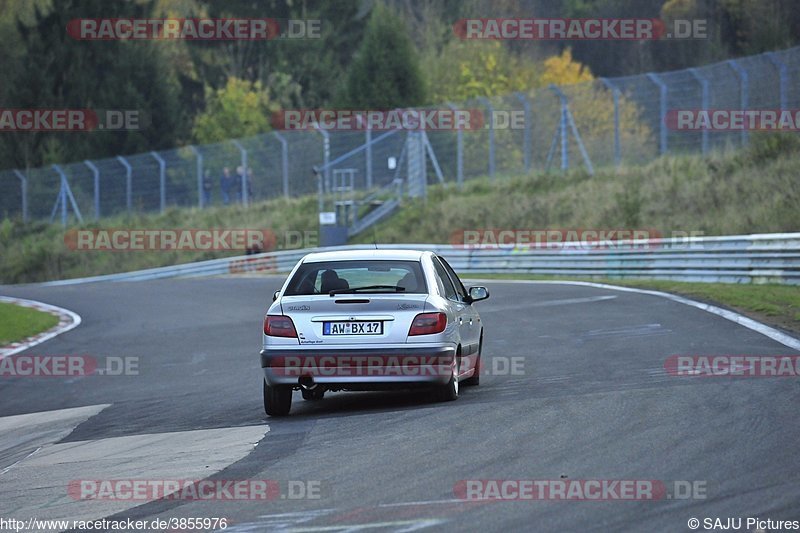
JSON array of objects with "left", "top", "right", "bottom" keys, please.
[
  {"left": 0, "top": 296, "right": 82, "bottom": 358},
  {"left": 470, "top": 279, "right": 800, "bottom": 351}
]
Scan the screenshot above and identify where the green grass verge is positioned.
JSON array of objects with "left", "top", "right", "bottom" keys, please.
[
  {"left": 462, "top": 273, "right": 800, "bottom": 336},
  {"left": 358, "top": 133, "right": 800, "bottom": 245},
  {"left": 0, "top": 195, "right": 320, "bottom": 284},
  {"left": 0, "top": 301, "right": 59, "bottom": 345}
]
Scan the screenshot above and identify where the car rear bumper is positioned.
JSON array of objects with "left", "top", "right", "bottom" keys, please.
[{"left": 261, "top": 345, "right": 456, "bottom": 387}]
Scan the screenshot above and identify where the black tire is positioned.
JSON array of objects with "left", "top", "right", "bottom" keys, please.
[
  {"left": 437, "top": 368, "right": 459, "bottom": 402},
  {"left": 301, "top": 387, "right": 325, "bottom": 401},
  {"left": 462, "top": 335, "right": 482, "bottom": 387},
  {"left": 263, "top": 380, "right": 292, "bottom": 416}
]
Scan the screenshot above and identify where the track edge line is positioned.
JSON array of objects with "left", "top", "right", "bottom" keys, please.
[{"left": 469, "top": 279, "right": 800, "bottom": 351}]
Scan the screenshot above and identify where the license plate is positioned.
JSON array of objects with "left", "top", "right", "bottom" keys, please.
[{"left": 323, "top": 321, "right": 383, "bottom": 335}]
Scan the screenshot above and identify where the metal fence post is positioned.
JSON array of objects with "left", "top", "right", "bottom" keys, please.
[
  {"left": 549, "top": 84, "right": 594, "bottom": 175},
  {"left": 116, "top": 156, "right": 132, "bottom": 213},
  {"left": 314, "top": 165, "right": 323, "bottom": 212},
  {"left": 231, "top": 140, "right": 248, "bottom": 206},
  {"left": 150, "top": 151, "right": 166, "bottom": 213},
  {"left": 766, "top": 52, "right": 788, "bottom": 111},
  {"left": 366, "top": 125, "right": 372, "bottom": 189},
  {"left": 188, "top": 145, "right": 204, "bottom": 208},
  {"left": 548, "top": 85, "right": 569, "bottom": 171},
  {"left": 561, "top": 104, "right": 568, "bottom": 171},
  {"left": 478, "top": 97, "right": 495, "bottom": 179},
  {"left": 422, "top": 131, "right": 445, "bottom": 184},
  {"left": 353, "top": 114, "right": 372, "bottom": 190},
  {"left": 55, "top": 167, "right": 66, "bottom": 226},
  {"left": 12, "top": 170, "right": 28, "bottom": 222},
  {"left": 727, "top": 59, "right": 749, "bottom": 147},
  {"left": 446, "top": 103, "right": 464, "bottom": 188},
  {"left": 272, "top": 131, "right": 289, "bottom": 197},
  {"left": 646, "top": 73, "right": 668, "bottom": 155},
  {"left": 514, "top": 92, "right": 532, "bottom": 173},
  {"left": 688, "top": 68, "right": 709, "bottom": 154},
  {"left": 51, "top": 164, "right": 83, "bottom": 226},
  {"left": 314, "top": 126, "right": 330, "bottom": 193},
  {"left": 84, "top": 160, "right": 100, "bottom": 218},
  {"left": 567, "top": 111, "right": 595, "bottom": 176},
  {"left": 599, "top": 78, "right": 621, "bottom": 167}
]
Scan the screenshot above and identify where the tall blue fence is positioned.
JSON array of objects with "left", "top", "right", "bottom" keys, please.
[{"left": 1, "top": 45, "right": 799, "bottom": 224}]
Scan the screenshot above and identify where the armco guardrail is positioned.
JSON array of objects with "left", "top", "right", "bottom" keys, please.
[{"left": 41, "top": 232, "right": 800, "bottom": 286}]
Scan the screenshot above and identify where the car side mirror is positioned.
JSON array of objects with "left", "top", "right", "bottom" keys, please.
[
  {"left": 467, "top": 286, "right": 489, "bottom": 303},
  {"left": 272, "top": 290, "right": 280, "bottom": 302}
]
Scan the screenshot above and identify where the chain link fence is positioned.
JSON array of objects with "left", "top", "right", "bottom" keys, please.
[{"left": 2, "top": 45, "right": 798, "bottom": 224}]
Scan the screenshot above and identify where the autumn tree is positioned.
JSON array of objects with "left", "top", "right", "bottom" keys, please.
[
  {"left": 192, "top": 78, "right": 275, "bottom": 144},
  {"left": 424, "top": 41, "right": 539, "bottom": 103}
]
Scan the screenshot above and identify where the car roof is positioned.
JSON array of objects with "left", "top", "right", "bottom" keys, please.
[{"left": 302, "top": 249, "right": 428, "bottom": 263}]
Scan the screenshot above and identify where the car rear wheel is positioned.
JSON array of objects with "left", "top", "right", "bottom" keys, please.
[
  {"left": 437, "top": 367, "right": 459, "bottom": 402},
  {"left": 263, "top": 380, "right": 292, "bottom": 416}
]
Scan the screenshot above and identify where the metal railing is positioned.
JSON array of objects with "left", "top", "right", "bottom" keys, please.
[
  {"left": 2, "top": 46, "right": 799, "bottom": 224},
  {"left": 41, "top": 233, "right": 800, "bottom": 286}
]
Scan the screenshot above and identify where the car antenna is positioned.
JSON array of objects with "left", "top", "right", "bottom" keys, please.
[{"left": 372, "top": 226, "right": 379, "bottom": 249}]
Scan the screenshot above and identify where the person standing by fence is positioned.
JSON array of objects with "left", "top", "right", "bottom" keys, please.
[
  {"left": 246, "top": 167, "right": 255, "bottom": 201},
  {"left": 220, "top": 167, "right": 233, "bottom": 205},
  {"left": 202, "top": 169, "right": 213, "bottom": 206}
]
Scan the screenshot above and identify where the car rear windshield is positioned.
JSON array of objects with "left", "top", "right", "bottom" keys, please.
[{"left": 284, "top": 260, "right": 427, "bottom": 296}]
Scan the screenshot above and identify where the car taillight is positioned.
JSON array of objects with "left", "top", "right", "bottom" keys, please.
[
  {"left": 264, "top": 315, "right": 298, "bottom": 337},
  {"left": 408, "top": 312, "right": 447, "bottom": 336}
]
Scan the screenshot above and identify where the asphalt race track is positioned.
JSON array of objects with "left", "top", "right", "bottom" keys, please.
[{"left": 1, "top": 277, "right": 799, "bottom": 532}]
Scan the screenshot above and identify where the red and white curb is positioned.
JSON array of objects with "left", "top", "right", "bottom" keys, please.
[{"left": 0, "top": 296, "right": 82, "bottom": 358}]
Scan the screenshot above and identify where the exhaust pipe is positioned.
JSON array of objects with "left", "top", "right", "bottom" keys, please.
[{"left": 299, "top": 376, "right": 317, "bottom": 390}]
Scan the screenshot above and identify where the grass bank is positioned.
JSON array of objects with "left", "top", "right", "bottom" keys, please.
[
  {"left": 360, "top": 133, "right": 800, "bottom": 244},
  {"left": 0, "top": 301, "right": 59, "bottom": 345},
  {"left": 0, "top": 196, "right": 319, "bottom": 283}
]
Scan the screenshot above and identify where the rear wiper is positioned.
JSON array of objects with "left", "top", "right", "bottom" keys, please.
[{"left": 329, "top": 285, "right": 406, "bottom": 296}]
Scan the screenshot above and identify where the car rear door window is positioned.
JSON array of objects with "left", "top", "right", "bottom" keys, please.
[
  {"left": 432, "top": 258, "right": 458, "bottom": 301},
  {"left": 437, "top": 256, "right": 468, "bottom": 301}
]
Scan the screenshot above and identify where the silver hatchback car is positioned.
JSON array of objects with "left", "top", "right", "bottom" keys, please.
[{"left": 260, "top": 249, "right": 489, "bottom": 416}]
